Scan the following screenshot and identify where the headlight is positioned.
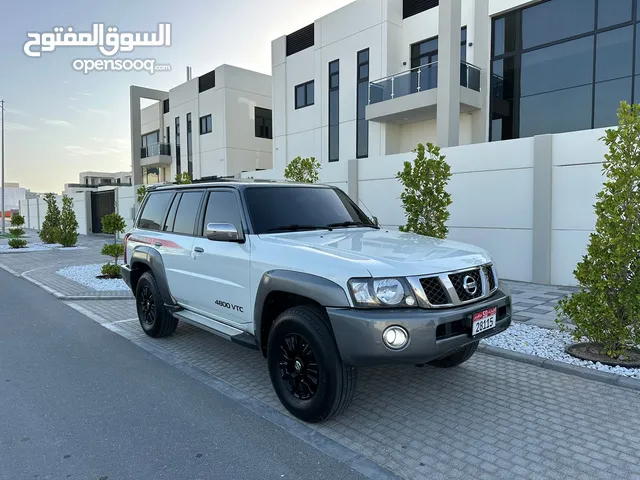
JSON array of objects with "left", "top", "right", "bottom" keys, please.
[{"left": 348, "top": 278, "right": 416, "bottom": 307}]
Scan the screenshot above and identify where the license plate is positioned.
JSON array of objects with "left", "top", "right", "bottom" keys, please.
[{"left": 472, "top": 307, "right": 497, "bottom": 336}]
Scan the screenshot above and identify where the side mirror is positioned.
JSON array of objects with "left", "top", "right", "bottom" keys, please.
[
  {"left": 205, "top": 223, "right": 244, "bottom": 243},
  {"left": 372, "top": 216, "right": 379, "bottom": 227}
]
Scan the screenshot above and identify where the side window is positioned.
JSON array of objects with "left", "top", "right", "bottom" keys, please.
[
  {"left": 163, "top": 193, "right": 181, "bottom": 231},
  {"left": 138, "top": 192, "right": 173, "bottom": 231},
  {"left": 172, "top": 191, "right": 204, "bottom": 235},
  {"left": 203, "top": 191, "right": 243, "bottom": 233}
]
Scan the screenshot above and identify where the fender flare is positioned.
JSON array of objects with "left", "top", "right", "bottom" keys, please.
[
  {"left": 129, "top": 246, "right": 176, "bottom": 306},
  {"left": 253, "top": 270, "right": 351, "bottom": 352}
]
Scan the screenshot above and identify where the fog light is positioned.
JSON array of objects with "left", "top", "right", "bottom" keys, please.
[{"left": 382, "top": 326, "right": 409, "bottom": 350}]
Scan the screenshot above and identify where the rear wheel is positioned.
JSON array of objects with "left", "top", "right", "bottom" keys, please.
[
  {"left": 267, "top": 305, "right": 357, "bottom": 423},
  {"left": 428, "top": 341, "right": 479, "bottom": 368},
  {"left": 136, "top": 272, "right": 178, "bottom": 338}
]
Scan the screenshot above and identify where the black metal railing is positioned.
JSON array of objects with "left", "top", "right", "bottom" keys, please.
[{"left": 141, "top": 143, "right": 171, "bottom": 159}]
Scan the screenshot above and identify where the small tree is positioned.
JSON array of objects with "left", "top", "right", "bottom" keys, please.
[
  {"left": 284, "top": 156, "right": 321, "bottom": 183},
  {"left": 8, "top": 213, "right": 27, "bottom": 249},
  {"left": 397, "top": 142, "right": 452, "bottom": 239},
  {"left": 175, "top": 172, "right": 192, "bottom": 184},
  {"left": 100, "top": 213, "right": 127, "bottom": 277},
  {"left": 557, "top": 102, "right": 640, "bottom": 358},
  {"left": 58, "top": 196, "right": 79, "bottom": 247},
  {"left": 39, "top": 193, "right": 61, "bottom": 244},
  {"left": 136, "top": 185, "right": 147, "bottom": 204}
]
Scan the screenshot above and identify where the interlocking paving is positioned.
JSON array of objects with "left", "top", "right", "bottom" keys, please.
[{"left": 72, "top": 299, "right": 640, "bottom": 480}]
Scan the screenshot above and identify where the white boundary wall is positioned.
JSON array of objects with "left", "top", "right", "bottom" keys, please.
[{"left": 243, "top": 130, "right": 611, "bottom": 286}]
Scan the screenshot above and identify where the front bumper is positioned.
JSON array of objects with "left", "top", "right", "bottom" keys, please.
[
  {"left": 120, "top": 264, "right": 133, "bottom": 290},
  {"left": 327, "top": 282, "right": 512, "bottom": 367}
]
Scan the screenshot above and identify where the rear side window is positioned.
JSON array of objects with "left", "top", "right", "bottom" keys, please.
[
  {"left": 172, "top": 191, "right": 204, "bottom": 235},
  {"left": 202, "top": 190, "right": 243, "bottom": 233},
  {"left": 138, "top": 192, "right": 173, "bottom": 231},
  {"left": 163, "top": 193, "right": 180, "bottom": 231}
]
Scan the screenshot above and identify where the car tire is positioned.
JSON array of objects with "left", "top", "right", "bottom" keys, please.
[
  {"left": 136, "top": 271, "right": 178, "bottom": 338},
  {"left": 427, "top": 341, "right": 479, "bottom": 368},
  {"left": 267, "top": 305, "right": 357, "bottom": 423}
]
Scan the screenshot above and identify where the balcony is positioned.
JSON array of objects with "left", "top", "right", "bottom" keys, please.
[
  {"left": 366, "top": 61, "right": 482, "bottom": 124},
  {"left": 140, "top": 143, "right": 172, "bottom": 168}
]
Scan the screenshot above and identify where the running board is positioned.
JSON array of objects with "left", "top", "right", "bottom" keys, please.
[{"left": 173, "top": 310, "right": 258, "bottom": 350}]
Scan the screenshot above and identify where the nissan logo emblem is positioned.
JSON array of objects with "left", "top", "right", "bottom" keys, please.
[{"left": 462, "top": 275, "right": 478, "bottom": 295}]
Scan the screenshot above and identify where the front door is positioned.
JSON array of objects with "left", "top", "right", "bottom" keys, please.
[
  {"left": 189, "top": 189, "right": 251, "bottom": 327},
  {"left": 91, "top": 190, "right": 115, "bottom": 233}
]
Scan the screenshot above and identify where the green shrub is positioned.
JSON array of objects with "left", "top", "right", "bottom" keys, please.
[
  {"left": 396, "top": 142, "right": 452, "bottom": 239},
  {"left": 175, "top": 172, "right": 192, "bottom": 184},
  {"left": 8, "top": 238, "right": 27, "bottom": 248},
  {"left": 556, "top": 102, "right": 640, "bottom": 358},
  {"left": 58, "top": 196, "right": 79, "bottom": 247},
  {"left": 100, "top": 213, "right": 127, "bottom": 274},
  {"left": 284, "top": 156, "right": 321, "bottom": 183},
  {"left": 136, "top": 185, "right": 147, "bottom": 204},
  {"left": 39, "top": 193, "right": 60, "bottom": 244},
  {"left": 101, "top": 263, "right": 122, "bottom": 277}
]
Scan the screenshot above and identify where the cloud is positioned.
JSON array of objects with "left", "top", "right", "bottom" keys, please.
[
  {"left": 5, "top": 122, "right": 33, "bottom": 132},
  {"left": 40, "top": 118, "right": 72, "bottom": 127},
  {"left": 68, "top": 97, "right": 78, "bottom": 101},
  {"left": 86, "top": 108, "right": 110, "bottom": 116},
  {"left": 65, "top": 146, "right": 110, "bottom": 156},
  {"left": 78, "top": 92, "right": 92, "bottom": 96}
]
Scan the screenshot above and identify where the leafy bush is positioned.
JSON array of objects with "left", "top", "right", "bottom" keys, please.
[
  {"left": 9, "top": 213, "right": 25, "bottom": 238},
  {"left": 556, "top": 102, "right": 640, "bottom": 358},
  {"left": 58, "top": 196, "right": 79, "bottom": 247},
  {"left": 8, "top": 239, "right": 27, "bottom": 249},
  {"left": 175, "top": 172, "right": 192, "bottom": 184},
  {"left": 100, "top": 213, "right": 126, "bottom": 275},
  {"left": 136, "top": 185, "right": 147, "bottom": 204},
  {"left": 284, "top": 156, "right": 321, "bottom": 183},
  {"left": 396, "top": 142, "right": 452, "bottom": 239},
  {"left": 39, "top": 193, "right": 60, "bottom": 244},
  {"left": 101, "top": 263, "right": 122, "bottom": 277}
]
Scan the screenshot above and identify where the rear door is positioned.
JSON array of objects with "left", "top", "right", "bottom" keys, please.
[{"left": 189, "top": 188, "right": 252, "bottom": 327}]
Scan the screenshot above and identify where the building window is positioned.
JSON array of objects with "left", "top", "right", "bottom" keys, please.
[
  {"left": 175, "top": 117, "right": 181, "bottom": 175},
  {"left": 186, "top": 113, "right": 193, "bottom": 177},
  {"left": 329, "top": 60, "right": 339, "bottom": 162},
  {"left": 200, "top": 114, "right": 212, "bottom": 135},
  {"left": 163, "top": 99, "right": 170, "bottom": 114},
  {"left": 490, "top": 0, "right": 638, "bottom": 141},
  {"left": 166, "top": 126, "right": 170, "bottom": 144},
  {"left": 255, "top": 107, "right": 272, "bottom": 139},
  {"left": 411, "top": 27, "right": 467, "bottom": 91},
  {"left": 141, "top": 130, "right": 160, "bottom": 158},
  {"left": 356, "top": 49, "right": 369, "bottom": 158},
  {"left": 295, "top": 80, "right": 314, "bottom": 109}
]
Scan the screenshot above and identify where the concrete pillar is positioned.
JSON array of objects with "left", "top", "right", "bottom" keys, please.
[
  {"left": 532, "top": 135, "right": 553, "bottom": 285},
  {"left": 437, "top": 0, "right": 462, "bottom": 147},
  {"left": 471, "top": 0, "right": 490, "bottom": 144}
]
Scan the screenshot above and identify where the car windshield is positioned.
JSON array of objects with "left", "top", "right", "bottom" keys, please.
[{"left": 244, "top": 186, "right": 377, "bottom": 234}]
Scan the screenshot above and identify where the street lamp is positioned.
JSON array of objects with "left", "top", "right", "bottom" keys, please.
[{"left": 0, "top": 100, "right": 4, "bottom": 236}]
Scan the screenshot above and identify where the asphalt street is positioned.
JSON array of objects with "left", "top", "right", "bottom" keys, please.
[{"left": 0, "top": 268, "right": 365, "bottom": 480}]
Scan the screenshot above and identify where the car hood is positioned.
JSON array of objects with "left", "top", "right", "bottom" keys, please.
[{"left": 257, "top": 228, "right": 491, "bottom": 277}]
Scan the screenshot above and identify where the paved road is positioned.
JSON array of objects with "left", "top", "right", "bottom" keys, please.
[{"left": 0, "top": 269, "right": 365, "bottom": 480}]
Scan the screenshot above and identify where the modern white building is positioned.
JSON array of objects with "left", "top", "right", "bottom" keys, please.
[
  {"left": 130, "top": 64, "right": 273, "bottom": 186},
  {"left": 64, "top": 171, "right": 132, "bottom": 196},
  {"left": 271, "top": 0, "right": 636, "bottom": 168}
]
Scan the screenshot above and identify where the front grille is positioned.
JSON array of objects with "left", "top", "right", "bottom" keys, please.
[
  {"left": 419, "top": 277, "right": 449, "bottom": 305},
  {"left": 486, "top": 265, "right": 496, "bottom": 291},
  {"left": 449, "top": 269, "right": 484, "bottom": 302}
]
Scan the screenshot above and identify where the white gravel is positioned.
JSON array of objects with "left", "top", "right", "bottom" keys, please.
[
  {"left": 483, "top": 323, "right": 640, "bottom": 379},
  {"left": 0, "top": 243, "right": 87, "bottom": 253},
  {"left": 56, "top": 263, "right": 130, "bottom": 292}
]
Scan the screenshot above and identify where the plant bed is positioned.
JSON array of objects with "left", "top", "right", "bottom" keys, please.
[
  {"left": 95, "top": 274, "right": 122, "bottom": 280},
  {"left": 483, "top": 323, "right": 640, "bottom": 379},
  {"left": 566, "top": 342, "right": 640, "bottom": 368},
  {"left": 56, "top": 264, "right": 130, "bottom": 292}
]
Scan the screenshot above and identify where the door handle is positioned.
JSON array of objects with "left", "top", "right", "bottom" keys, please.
[
  {"left": 154, "top": 241, "right": 162, "bottom": 247},
  {"left": 194, "top": 247, "right": 204, "bottom": 253}
]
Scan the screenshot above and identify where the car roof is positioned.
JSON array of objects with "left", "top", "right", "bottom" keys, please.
[{"left": 148, "top": 179, "right": 334, "bottom": 192}]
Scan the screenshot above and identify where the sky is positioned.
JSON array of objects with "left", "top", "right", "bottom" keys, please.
[{"left": 0, "top": 0, "right": 353, "bottom": 193}]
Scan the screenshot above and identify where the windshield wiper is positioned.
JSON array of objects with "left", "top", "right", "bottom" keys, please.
[
  {"left": 325, "top": 221, "right": 380, "bottom": 229},
  {"left": 266, "top": 224, "right": 333, "bottom": 233}
]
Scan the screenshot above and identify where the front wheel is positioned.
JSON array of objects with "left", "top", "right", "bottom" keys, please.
[
  {"left": 267, "top": 305, "right": 357, "bottom": 423},
  {"left": 136, "top": 272, "right": 178, "bottom": 338},
  {"left": 428, "top": 341, "right": 479, "bottom": 368}
]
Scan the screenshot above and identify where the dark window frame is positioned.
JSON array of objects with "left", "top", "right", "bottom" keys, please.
[
  {"left": 489, "top": 0, "right": 640, "bottom": 141},
  {"left": 198, "top": 187, "right": 246, "bottom": 237},
  {"left": 255, "top": 107, "right": 273, "bottom": 139},
  {"left": 329, "top": 59, "right": 340, "bottom": 162},
  {"left": 356, "top": 48, "right": 369, "bottom": 159},
  {"left": 137, "top": 191, "right": 174, "bottom": 231},
  {"left": 186, "top": 113, "right": 193, "bottom": 178},
  {"left": 170, "top": 189, "right": 206, "bottom": 236},
  {"left": 175, "top": 117, "right": 181, "bottom": 176},
  {"left": 294, "top": 80, "right": 315, "bottom": 109},
  {"left": 200, "top": 114, "right": 212, "bottom": 135}
]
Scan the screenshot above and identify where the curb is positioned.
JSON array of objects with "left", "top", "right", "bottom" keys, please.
[{"left": 478, "top": 344, "right": 640, "bottom": 392}]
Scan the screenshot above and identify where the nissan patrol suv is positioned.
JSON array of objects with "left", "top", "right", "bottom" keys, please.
[{"left": 121, "top": 180, "right": 512, "bottom": 423}]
